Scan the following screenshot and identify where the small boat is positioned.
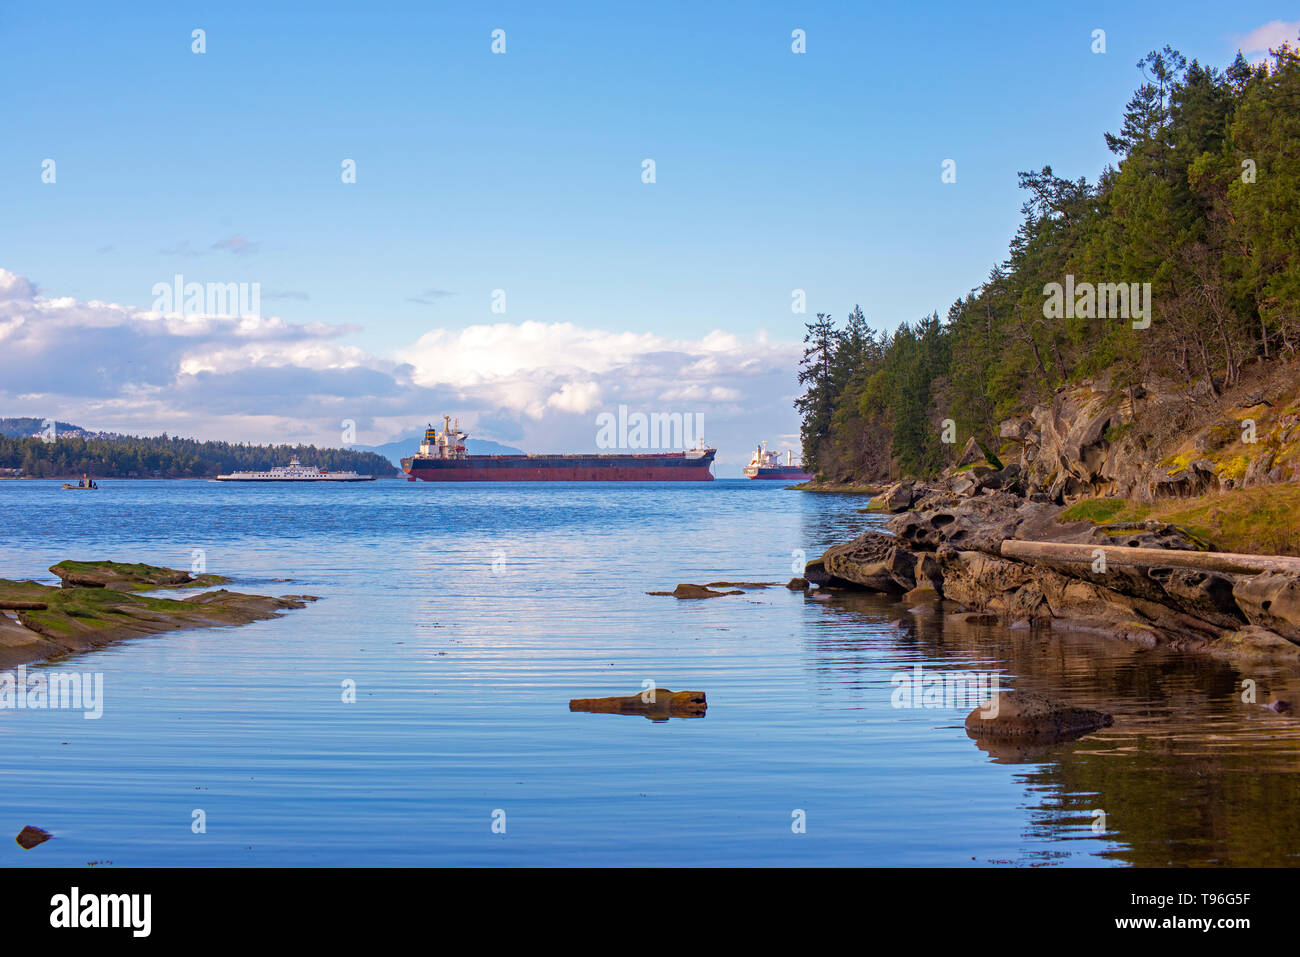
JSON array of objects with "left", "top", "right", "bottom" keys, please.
[{"left": 62, "top": 475, "right": 99, "bottom": 490}]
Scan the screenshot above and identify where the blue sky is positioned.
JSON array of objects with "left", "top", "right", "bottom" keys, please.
[{"left": 1, "top": 1, "right": 1296, "bottom": 469}]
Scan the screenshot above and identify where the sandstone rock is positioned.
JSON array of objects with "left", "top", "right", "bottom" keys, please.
[
  {"left": 1088, "top": 521, "right": 1211, "bottom": 551},
  {"left": 948, "top": 611, "right": 998, "bottom": 626},
  {"left": 888, "top": 496, "right": 1025, "bottom": 555},
  {"left": 913, "top": 552, "right": 944, "bottom": 594},
  {"left": 902, "top": 584, "right": 940, "bottom": 604},
  {"left": 872, "top": 481, "right": 915, "bottom": 513},
  {"left": 1143, "top": 567, "right": 1244, "bottom": 630},
  {"left": 569, "top": 689, "right": 707, "bottom": 720},
  {"left": 999, "top": 418, "right": 1031, "bottom": 441},
  {"left": 1212, "top": 625, "right": 1300, "bottom": 659},
  {"left": 785, "top": 577, "right": 809, "bottom": 590},
  {"left": 802, "top": 559, "right": 832, "bottom": 587},
  {"left": 954, "top": 437, "right": 985, "bottom": 469},
  {"left": 1149, "top": 460, "right": 1218, "bottom": 498},
  {"left": 819, "top": 532, "right": 917, "bottom": 592},
  {"left": 949, "top": 475, "right": 976, "bottom": 496},
  {"left": 964, "top": 691, "right": 1112, "bottom": 741},
  {"left": 1233, "top": 572, "right": 1300, "bottom": 645}
]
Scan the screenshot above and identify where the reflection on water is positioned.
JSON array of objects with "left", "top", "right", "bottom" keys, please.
[
  {"left": 0, "top": 479, "right": 1296, "bottom": 866},
  {"left": 816, "top": 591, "right": 1300, "bottom": 866}
]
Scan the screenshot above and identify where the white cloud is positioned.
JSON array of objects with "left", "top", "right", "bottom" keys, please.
[
  {"left": 1236, "top": 19, "right": 1300, "bottom": 63},
  {"left": 0, "top": 268, "right": 804, "bottom": 470}
]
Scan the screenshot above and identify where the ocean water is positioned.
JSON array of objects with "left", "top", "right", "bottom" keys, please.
[{"left": 1, "top": 478, "right": 1298, "bottom": 867}]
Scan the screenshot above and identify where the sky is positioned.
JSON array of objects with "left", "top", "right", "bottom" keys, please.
[{"left": 1, "top": 2, "right": 1296, "bottom": 473}]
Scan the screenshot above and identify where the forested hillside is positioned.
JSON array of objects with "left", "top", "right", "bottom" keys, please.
[
  {"left": 798, "top": 43, "right": 1300, "bottom": 483},
  {"left": 0, "top": 430, "right": 398, "bottom": 478}
]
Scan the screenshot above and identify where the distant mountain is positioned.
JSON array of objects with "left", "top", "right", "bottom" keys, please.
[
  {"left": 355, "top": 433, "right": 523, "bottom": 467},
  {"left": 0, "top": 417, "right": 89, "bottom": 438}
]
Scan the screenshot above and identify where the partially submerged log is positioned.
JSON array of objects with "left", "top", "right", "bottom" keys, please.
[
  {"left": 569, "top": 688, "right": 707, "bottom": 720},
  {"left": 1001, "top": 540, "right": 1300, "bottom": 576}
]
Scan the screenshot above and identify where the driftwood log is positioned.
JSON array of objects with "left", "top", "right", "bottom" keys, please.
[{"left": 1000, "top": 540, "right": 1300, "bottom": 576}]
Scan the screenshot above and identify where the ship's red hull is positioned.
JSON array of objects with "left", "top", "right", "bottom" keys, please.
[
  {"left": 402, "top": 451, "right": 716, "bottom": 482},
  {"left": 405, "top": 465, "right": 715, "bottom": 481},
  {"left": 746, "top": 467, "right": 814, "bottom": 481}
]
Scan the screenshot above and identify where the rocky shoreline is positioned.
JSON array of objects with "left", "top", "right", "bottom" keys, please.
[
  {"left": 807, "top": 465, "right": 1300, "bottom": 664},
  {"left": 0, "top": 560, "right": 316, "bottom": 670}
]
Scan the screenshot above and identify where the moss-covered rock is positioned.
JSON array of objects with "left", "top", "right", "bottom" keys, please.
[
  {"left": 48, "top": 560, "right": 230, "bottom": 591},
  {"left": 0, "top": 568, "right": 313, "bottom": 670}
]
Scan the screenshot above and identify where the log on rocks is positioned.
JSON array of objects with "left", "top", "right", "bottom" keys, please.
[
  {"left": 1000, "top": 540, "right": 1300, "bottom": 576},
  {"left": 0, "top": 601, "right": 47, "bottom": 610}
]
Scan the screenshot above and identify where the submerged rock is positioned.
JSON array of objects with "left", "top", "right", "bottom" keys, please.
[
  {"left": 964, "top": 691, "right": 1112, "bottom": 742},
  {"left": 647, "top": 584, "right": 743, "bottom": 599},
  {"left": 15, "top": 826, "right": 51, "bottom": 849},
  {"left": 569, "top": 688, "right": 707, "bottom": 720}
]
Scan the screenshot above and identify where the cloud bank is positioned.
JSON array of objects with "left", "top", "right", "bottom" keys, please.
[{"left": 0, "top": 268, "right": 803, "bottom": 468}]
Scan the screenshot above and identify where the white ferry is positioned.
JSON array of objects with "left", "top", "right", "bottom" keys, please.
[{"left": 214, "top": 456, "right": 376, "bottom": 482}]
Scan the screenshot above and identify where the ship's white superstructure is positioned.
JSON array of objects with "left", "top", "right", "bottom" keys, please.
[
  {"left": 743, "top": 442, "right": 812, "bottom": 480},
  {"left": 215, "top": 456, "right": 376, "bottom": 482}
]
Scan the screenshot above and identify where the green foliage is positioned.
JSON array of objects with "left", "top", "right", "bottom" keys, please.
[
  {"left": 1060, "top": 497, "right": 1129, "bottom": 523},
  {"left": 0, "top": 433, "right": 397, "bottom": 478},
  {"left": 795, "top": 41, "right": 1300, "bottom": 481}
]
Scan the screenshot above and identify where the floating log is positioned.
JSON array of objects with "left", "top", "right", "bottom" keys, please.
[
  {"left": 1000, "top": 540, "right": 1300, "bottom": 576},
  {"left": 569, "top": 688, "right": 707, "bottom": 720},
  {"left": 0, "top": 601, "right": 47, "bottom": 610}
]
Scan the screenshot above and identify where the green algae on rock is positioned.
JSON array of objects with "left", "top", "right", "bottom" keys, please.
[
  {"left": 0, "top": 562, "right": 316, "bottom": 670},
  {"left": 48, "top": 559, "right": 231, "bottom": 590}
]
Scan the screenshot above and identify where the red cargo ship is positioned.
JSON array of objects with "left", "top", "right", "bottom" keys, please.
[
  {"left": 743, "top": 442, "right": 813, "bottom": 481},
  {"left": 401, "top": 417, "right": 716, "bottom": 482}
]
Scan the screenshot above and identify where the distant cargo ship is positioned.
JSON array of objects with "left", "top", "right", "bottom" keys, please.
[
  {"left": 744, "top": 442, "right": 813, "bottom": 481},
  {"left": 402, "top": 417, "right": 716, "bottom": 482},
  {"left": 215, "top": 456, "right": 376, "bottom": 482}
]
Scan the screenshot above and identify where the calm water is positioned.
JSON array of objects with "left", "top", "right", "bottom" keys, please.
[{"left": 2, "top": 478, "right": 1298, "bottom": 867}]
